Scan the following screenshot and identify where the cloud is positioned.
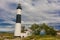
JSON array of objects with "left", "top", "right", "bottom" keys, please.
[
  {"left": 0, "top": 0, "right": 60, "bottom": 31},
  {"left": 7, "top": 2, "right": 17, "bottom": 10},
  {"left": 0, "top": 28, "right": 14, "bottom": 32},
  {"left": 0, "top": 0, "right": 60, "bottom": 23}
]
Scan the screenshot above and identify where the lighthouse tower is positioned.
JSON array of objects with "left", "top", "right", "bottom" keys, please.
[{"left": 14, "top": 2, "right": 22, "bottom": 37}]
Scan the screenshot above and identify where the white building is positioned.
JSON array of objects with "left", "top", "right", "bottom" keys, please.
[{"left": 20, "top": 31, "right": 31, "bottom": 37}]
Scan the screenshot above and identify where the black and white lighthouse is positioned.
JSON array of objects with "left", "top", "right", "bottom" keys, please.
[{"left": 14, "top": 3, "right": 22, "bottom": 37}]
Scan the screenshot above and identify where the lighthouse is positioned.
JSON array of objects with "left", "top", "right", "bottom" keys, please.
[{"left": 14, "top": 2, "right": 22, "bottom": 37}]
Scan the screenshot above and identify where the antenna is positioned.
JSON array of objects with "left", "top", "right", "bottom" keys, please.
[{"left": 18, "top": 0, "right": 21, "bottom": 4}]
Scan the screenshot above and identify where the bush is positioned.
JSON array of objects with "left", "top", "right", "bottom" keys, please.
[{"left": 30, "top": 23, "right": 57, "bottom": 36}]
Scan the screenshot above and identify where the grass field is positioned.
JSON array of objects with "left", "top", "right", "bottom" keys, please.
[
  {"left": 22, "top": 35, "right": 60, "bottom": 40},
  {"left": 0, "top": 32, "right": 60, "bottom": 40},
  {"left": 2, "top": 37, "right": 60, "bottom": 40},
  {"left": 0, "top": 36, "right": 60, "bottom": 40},
  {"left": 37, "top": 37, "right": 60, "bottom": 40}
]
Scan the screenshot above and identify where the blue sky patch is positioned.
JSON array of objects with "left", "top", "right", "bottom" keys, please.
[
  {"left": 7, "top": 2, "right": 17, "bottom": 10},
  {"left": 0, "top": 23, "right": 13, "bottom": 26}
]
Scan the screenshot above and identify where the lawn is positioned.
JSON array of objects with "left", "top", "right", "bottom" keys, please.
[
  {"left": 38, "top": 37, "right": 60, "bottom": 40},
  {"left": 0, "top": 35, "right": 59, "bottom": 40},
  {"left": 22, "top": 35, "right": 60, "bottom": 40}
]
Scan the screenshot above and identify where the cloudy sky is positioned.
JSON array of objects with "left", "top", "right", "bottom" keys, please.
[{"left": 0, "top": 0, "right": 60, "bottom": 31}]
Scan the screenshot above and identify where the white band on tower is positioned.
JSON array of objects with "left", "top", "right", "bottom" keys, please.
[{"left": 17, "top": 9, "right": 22, "bottom": 14}]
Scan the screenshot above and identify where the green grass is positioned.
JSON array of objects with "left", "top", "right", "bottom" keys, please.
[
  {"left": 0, "top": 32, "right": 60, "bottom": 40},
  {"left": 0, "top": 35, "right": 59, "bottom": 40},
  {"left": 38, "top": 37, "right": 60, "bottom": 40},
  {"left": 22, "top": 35, "right": 60, "bottom": 40}
]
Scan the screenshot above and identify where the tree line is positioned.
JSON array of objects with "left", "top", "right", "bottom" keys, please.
[{"left": 30, "top": 23, "right": 57, "bottom": 36}]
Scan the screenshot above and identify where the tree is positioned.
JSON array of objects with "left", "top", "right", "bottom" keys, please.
[
  {"left": 30, "top": 23, "right": 57, "bottom": 36},
  {"left": 30, "top": 23, "right": 41, "bottom": 35},
  {"left": 40, "top": 23, "right": 57, "bottom": 36},
  {"left": 45, "top": 27, "right": 57, "bottom": 36}
]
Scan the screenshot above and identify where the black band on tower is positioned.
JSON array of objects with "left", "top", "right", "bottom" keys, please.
[
  {"left": 16, "top": 14, "right": 21, "bottom": 23},
  {"left": 17, "top": 4, "right": 22, "bottom": 10}
]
